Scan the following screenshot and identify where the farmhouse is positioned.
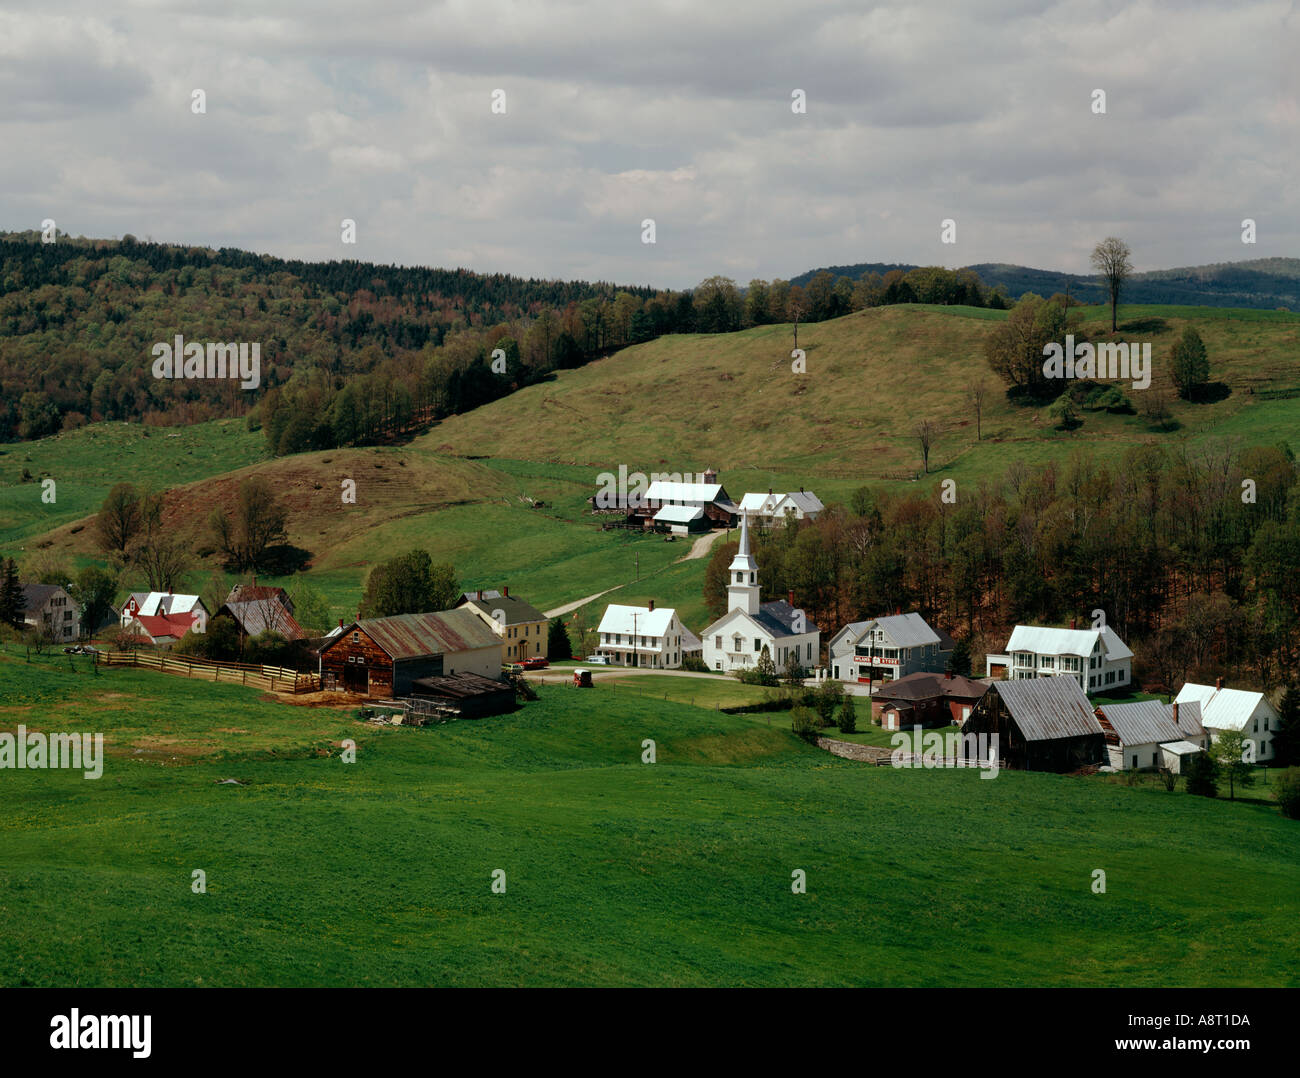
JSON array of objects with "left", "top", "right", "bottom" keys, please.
[
  {"left": 1175, "top": 679, "right": 1281, "bottom": 762},
  {"left": 699, "top": 514, "right": 820, "bottom": 674},
  {"left": 20, "top": 583, "right": 80, "bottom": 642},
  {"left": 595, "top": 601, "right": 689, "bottom": 668},
  {"left": 1094, "top": 699, "right": 1209, "bottom": 772},
  {"left": 318, "top": 609, "right": 504, "bottom": 696},
  {"left": 457, "top": 588, "right": 549, "bottom": 661},
  {"left": 828, "top": 612, "right": 954, "bottom": 683},
  {"left": 961, "top": 676, "right": 1106, "bottom": 772},
  {"left": 985, "top": 622, "right": 1132, "bottom": 694},
  {"left": 218, "top": 584, "right": 305, "bottom": 641},
  {"left": 121, "top": 592, "right": 209, "bottom": 634},
  {"left": 738, "top": 488, "right": 824, "bottom": 525},
  {"left": 121, "top": 611, "right": 199, "bottom": 647},
  {"left": 873, "top": 670, "right": 989, "bottom": 730}
]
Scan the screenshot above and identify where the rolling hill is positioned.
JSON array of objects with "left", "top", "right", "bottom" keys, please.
[{"left": 791, "top": 258, "right": 1300, "bottom": 310}]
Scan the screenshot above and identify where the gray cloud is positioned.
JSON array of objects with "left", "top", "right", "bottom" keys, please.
[{"left": 1, "top": 0, "right": 1295, "bottom": 288}]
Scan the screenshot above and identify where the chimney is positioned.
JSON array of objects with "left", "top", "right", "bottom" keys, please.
[
  {"left": 1070, "top": 617, "right": 1076, "bottom": 630},
  {"left": 788, "top": 590, "right": 794, "bottom": 606},
  {"left": 1173, "top": 701, "right": 1180, "bottom": 726},
  {"left": 477, "top": 589, "right": 483, "bottom": 601},
  {"left": 768, "top": 487, "right": 773, "bottom": 495},
  {"left": 338, "top": 619, "right": 344, "bottom": 629},
  {"left": 252, "top": 574, "right": 257, "bottom": 586},
  {"left": 503, "top": 585, "right": 509, "bottom": 598},
  {"left": 1215, "top": 676, "right": 1223, "bottom": 690},
  {"left": 648, "top": 599, "right": 655, "bottom": 612}
]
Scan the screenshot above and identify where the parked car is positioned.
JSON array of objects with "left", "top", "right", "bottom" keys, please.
[
  {"left": 521, "top": 657, "right": 549, "bottom": 670},
  {"left": 504, "top": 663, "right": 525, "bottom": 674},
  {"left": 584, "top": 654, "right": 609, "bottom": 665}
]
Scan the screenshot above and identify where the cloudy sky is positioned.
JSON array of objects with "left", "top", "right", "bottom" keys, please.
[{"left": 3, "top": 0, "right": 1297, "bottom": 289}]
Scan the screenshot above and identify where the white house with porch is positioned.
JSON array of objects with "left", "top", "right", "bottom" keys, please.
[
  {"left": 700, "top": 514, "right": 819, "bottom": 675},
  {"left": 595, "top": 602, "right": 688, "bottom": 669},
  {"left": 985, "top": 623, "right": 1132, "bottom": 694}
]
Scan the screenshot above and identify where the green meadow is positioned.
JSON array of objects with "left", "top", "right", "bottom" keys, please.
[{"left": 1, "top": 648, "right": 1296, "bottom": 987}]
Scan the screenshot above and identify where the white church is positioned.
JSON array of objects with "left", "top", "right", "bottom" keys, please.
[{"left": 701, "top": 515, "right": 820, "bottom": 675}]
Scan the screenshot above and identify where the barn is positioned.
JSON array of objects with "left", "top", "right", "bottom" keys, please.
[
  {"left": 318, "top": 609, "right": 504, "bottom": 697},
  {"left": 961, "top": 677, "right": 1106, "bottom": 772}
]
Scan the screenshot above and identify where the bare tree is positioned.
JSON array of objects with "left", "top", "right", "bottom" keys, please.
[
  {"left": 95, "top": 482, "right": 142, "bottom": 560},
  {"left": 967, "top": 381, "right": 989, "bottom": 441},
  {"left": 915, "top": 419, "right": 937, "bottom": 475},
  {"left": 1091, "top": 237, "right": 1133, "bottom": 333}
]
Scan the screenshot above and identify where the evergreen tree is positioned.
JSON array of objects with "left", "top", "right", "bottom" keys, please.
[
  {"left": 1170, "top": 325, "right": 1210, "bottom": 401},
  {"left": 949, "top": 638, "right": 972, "bottom": 677},
  {"left": 839, "top": 691, "right": 857, "bottom": 733},
  {"left": 0, "top": 557, "right": 24, "bottom": 629},
  {"left": 755, "top": 645, "right": 778, "bottom": 687},
  {"left": 1184, "top": 751, "right": 1218, "bottom": 798},
  {"left": 547, "top": 618, "right": 572, "bottom": 661}
]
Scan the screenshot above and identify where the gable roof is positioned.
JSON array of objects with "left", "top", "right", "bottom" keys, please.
[
  {"left": 993, "top": 677, "right": 1104, "bottom": 741},
  {"left": 1005, "top": 623, "right": 1132, "bottom": 661},
  {"left": 597, "top": 604, "right": 678, "bottom": 638},
  {"left": 20, "top": 583, "right": 65, "bottom": 611},
  {"left": 875, "top": 671, "right": 989, "bottom": 704},
  {"left": 782, "top": 490, "right": 824, "bottom": 514},
  {"left": 334, "top": 609, "right": 503, "bottom": 661},
  {"left": 226, "top": 584, "right": 295, "bottom": 612},
  {"left": 753, "top": 599, "right": 819, "bottom": 639},
  {"left": 654, "top": 504, "right": 706, "bottom": 524},
  {"left": 219, "top": 599, "right": 306, "bottom": 641},
  {"left": 1174, "top": 683, "right": 1272, "bottom": 732},
  {"left": 1169, "top": 700, "right": 1205, "bottom": 738},
  {"left": 1096, "top": 700, "right": 1184, "bottom": 746},
  {"left": 129, "top": 612, "right": 196, "bottom": 642},
  {"left": 644, "top": 480, "right": 726, "bottom": 503},
  {"left": 124, "top": 592, "right": 207, "bottom": 618},
  {"left": 462, "top": 594, "right": 547, "bottom": 626}
]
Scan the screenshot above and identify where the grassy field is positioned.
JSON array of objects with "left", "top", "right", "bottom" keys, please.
[{"left": 1, "top": 648, "right": 1296, "bottom": 987}]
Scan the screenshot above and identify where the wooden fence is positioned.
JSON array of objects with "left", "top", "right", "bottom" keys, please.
[{"left": 98, "top": 650, "right": 319, "bottom": 693}]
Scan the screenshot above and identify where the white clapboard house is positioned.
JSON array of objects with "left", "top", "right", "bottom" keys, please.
[
  {"left": 1095, "top": 699, "right": 1209, "bottom": 773},
  {"left": 596, "top": 601, "right": 689, "bottom": 669},
  {"left": 985, "top": 623, "right": 1132, "bottom": 694},
  {"left": 1175, "top": 679, "right": 1282, "bottom": 763},
  {"left": 700, "top": 514, "right": 819, "bottom": 674},
  {"left": 828, "top": 612, "right": 954, "bottom": 684},
  {"left": 738, "top": 488, "right": 824, "bottom": 526}
]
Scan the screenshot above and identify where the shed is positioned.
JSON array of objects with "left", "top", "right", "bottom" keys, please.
[
  {"left": 961, "top": 677, "right": 1105, "bottom": 772},
  {"left": 410, "top": 672, "right": 516, "bottom": 718}
]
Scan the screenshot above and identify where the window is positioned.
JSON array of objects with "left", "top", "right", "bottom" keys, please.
[
  {"left": 352, "top": 632, "right": 360, "bottom": 644},
  {"left": 715, "top": 661, "right": 722, "bottom": 670},
  {"left": 754, "top": 639, "right": 761, "bottom": 652}
]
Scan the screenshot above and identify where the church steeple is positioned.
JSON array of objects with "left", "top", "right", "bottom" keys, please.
[{"left": 727, "top": 514, "right": 761, "bottom": 616}]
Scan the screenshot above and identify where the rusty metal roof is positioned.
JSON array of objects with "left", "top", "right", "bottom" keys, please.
[
  {"left": 994, "top": 677, "right": 1103, "bottom": 741},
  {"left": 335, "top": 609, "right": 503, "bottom": 661}
]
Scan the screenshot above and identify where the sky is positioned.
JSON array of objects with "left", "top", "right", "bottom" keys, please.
[{"left": 2, "top": 0, "right": 1297, "bottom": 290}]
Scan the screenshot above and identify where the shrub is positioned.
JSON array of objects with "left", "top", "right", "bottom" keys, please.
[
  {"left": 1274, "top": 767, "right": 1300, "bottom": 820},
  {"left": 791, "top": 707, "right": 820, "bottom": 742},
  {"left": 814, "top": 679, "right": 844, "bottom": 727},
  {"left": 839, "top": 693, "right": 857, "bottom": 733}
]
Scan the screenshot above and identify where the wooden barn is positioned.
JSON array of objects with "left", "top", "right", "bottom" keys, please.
[
  {"left": 961, "top": 676, "right": 1106, "bottom": 772},
  {"left": 318, "top": 609, "right": 504, "bottom": 697}
]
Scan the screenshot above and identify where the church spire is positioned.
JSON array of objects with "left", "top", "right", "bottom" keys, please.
[{"left": 727, "top": 513, "right": 760, "bottom": 615}]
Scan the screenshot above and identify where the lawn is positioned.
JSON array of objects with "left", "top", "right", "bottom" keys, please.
[{"left": 1, "top": 648, "right": 1297, "bottom": 987}]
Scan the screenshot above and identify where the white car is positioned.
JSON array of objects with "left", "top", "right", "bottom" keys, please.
[{"left": 584, "top": 654, "right": 609, "bottom": 665}]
